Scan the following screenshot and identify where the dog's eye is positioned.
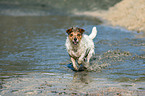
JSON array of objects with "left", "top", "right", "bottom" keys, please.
[
  {"left": 70, "top": 34, "right": 73, "bottom": 37},
  {"left": 77, "top": 34, "right": 81, "bottom": 36}
]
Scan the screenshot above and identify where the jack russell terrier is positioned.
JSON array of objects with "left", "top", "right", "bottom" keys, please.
[{"left": 65, "top": 27, "right": 97, "bottom": 71}]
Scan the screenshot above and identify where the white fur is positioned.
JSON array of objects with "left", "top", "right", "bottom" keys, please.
[
  {"left": 89, "top": 26, "right": 97, "bottom": 39},
  {"left": 65, "top": 27, "right": 97, "bottom": 70}
]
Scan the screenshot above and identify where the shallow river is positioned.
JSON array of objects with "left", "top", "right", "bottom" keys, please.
[{"left": 0, "top": 15, "right": 145, "bottom": 95}]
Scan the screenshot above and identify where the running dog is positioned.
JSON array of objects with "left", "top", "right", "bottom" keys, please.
[{"left": 65, "top": 27, "right": 97, "bottom": 71}]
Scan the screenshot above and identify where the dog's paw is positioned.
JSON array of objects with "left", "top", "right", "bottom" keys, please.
[
  {"left": 78, "top": 60, "right": 82, "bottom": 65},
  {"left": 84, "top": 62, "right": 90, "bottom": 68},
  {"left": 78, "top": 58, "right": 84, "bottom": 64}
]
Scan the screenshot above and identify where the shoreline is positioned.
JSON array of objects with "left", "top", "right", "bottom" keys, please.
[{"left": 102, "top": 0, "right": 145, "bottom": 32}]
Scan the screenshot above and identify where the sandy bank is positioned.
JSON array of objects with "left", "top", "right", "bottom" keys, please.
[
  {"left": 102, "top": 0, "right": 145, "bottom": 32},
  {"left": 76, "top": 0, "right": 145, "bottom": 34}
]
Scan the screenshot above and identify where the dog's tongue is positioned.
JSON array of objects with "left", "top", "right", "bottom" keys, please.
[{"left": 74, "top": 42, "right": 77, "bottom": 45}]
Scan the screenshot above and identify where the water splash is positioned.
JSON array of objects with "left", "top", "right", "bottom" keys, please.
[{"left": 88, "top": 49, "right": 132, "bottom": 71}]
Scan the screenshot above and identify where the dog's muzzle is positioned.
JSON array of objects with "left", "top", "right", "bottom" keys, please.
[{"left": 73, "top": 38, "right": 78, "bottom": 45}]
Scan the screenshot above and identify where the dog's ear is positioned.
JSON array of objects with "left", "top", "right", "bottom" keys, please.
[
  {"left": 66, "top": 28, "right": 72, "bottom": 34},
  {"left": 79, "top": 28, "right": 85, "bottom": 34}
]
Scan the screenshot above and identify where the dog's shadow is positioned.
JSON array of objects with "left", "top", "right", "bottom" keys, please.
[{"left": 67, "top": 63, "right": 87, "bottom": 72}]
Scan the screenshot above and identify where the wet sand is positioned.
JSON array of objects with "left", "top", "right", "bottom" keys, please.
[{"left": 1, "top": 73, "right": 145, "bottom": 96}]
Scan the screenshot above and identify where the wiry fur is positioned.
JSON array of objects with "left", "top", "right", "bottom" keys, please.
[{"left": 65, "top": 27, "right": 97, "bottom": 71}]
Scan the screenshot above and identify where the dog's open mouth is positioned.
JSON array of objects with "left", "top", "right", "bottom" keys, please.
[{"left": 73, "top": 41, "right": 78, "bottom": 45}]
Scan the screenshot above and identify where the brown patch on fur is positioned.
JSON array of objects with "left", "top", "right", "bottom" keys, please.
[
  {"left": 66, "top": 27, "right": 85, "bottom": 45},
  {"left": 66, "top": 28, "right": 72, "bottom": 34},
  {"left": 68, "top": 31, "right": 82, "bottom": 42},
  {"left": 79, "top": 28, "right": 85, "bottom": 34},
  {"left": 66, "top": 27, "right": 85, "bottom": 34}
]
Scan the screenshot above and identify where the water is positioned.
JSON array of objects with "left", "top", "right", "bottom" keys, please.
[{"left": 0, "top": 0, "right": 145, "bottom": 95}]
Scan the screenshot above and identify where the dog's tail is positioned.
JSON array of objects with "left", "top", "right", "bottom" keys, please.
[{"left": 89, "top": 27, "right": 97, "bottom": 39}]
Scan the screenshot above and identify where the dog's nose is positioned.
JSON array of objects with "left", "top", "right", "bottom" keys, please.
[{"left": 74, "top": 38, "right": 77, "bottom": 41}]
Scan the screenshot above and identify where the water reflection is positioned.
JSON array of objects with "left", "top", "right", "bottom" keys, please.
[{"left": 73, "top": 72, "right": 91, "bottom": 84}]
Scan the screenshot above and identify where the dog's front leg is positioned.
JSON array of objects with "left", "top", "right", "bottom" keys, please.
[
  {"left": 78, "top": 52, "right": 86, "bottom": 65},
  {"left": 71, "top": 57, "right": 78, "bottom": 71}
]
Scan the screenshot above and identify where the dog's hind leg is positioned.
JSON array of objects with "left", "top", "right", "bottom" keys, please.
[
  {"left": 85, "top": 50, "right": 94, "bottom": 68},
  {"left": 71, "top": 57, "right": 78, "bottom": 71}
]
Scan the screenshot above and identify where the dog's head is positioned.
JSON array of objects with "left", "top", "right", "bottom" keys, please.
[{"left": 66, "top": 27, "right": 85, "bottom": 45}]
